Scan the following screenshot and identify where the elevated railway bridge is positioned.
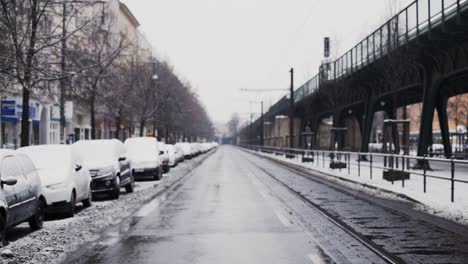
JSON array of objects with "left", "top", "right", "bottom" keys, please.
[{"left": 241, "top": 0, "right": 468, "bottom": 159}]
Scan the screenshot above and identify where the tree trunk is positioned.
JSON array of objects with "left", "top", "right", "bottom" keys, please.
[
  {"left": 115, "top": 109, "right": 122, "bottom": 140},
  {"left": 139, "top": 118, "right": 145, "bottom": 137},
  {"left": 20, "top": 86, "right": 30, "bottom": 147},
  {"left": 90, "top": 91, "right": 96, "bottom": 139},
  {"left": 165, "top": 127, "right": 169, "bottom": 143}
]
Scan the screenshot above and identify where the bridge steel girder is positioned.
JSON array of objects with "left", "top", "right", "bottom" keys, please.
[{"left": 241, "top": 2, "right": 468, "bottom": 156}]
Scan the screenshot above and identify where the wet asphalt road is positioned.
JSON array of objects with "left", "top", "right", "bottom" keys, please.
[
  {"left": 67, "top": 146, "right": 395, "bottom": 264},
  {"left": 65, "top": 146, "right": 468, "bottom": 264}
]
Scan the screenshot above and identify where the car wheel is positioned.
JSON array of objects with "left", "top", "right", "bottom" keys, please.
[
  {"left": 65, "top": 192, "right": 76, "bottom": 218},
  {"left": 82, "top": 190, "right": 92, "bottom": 208},
  {"left": 157, "top": 167, "right": 163, "bottom": 180},
  {"left": 0, "top": 214, "right": 6, "bottom": 246},
  {"left": 112, "top": 177, "right": 120, "bottom": 199},
  {"left": 153, "top": 168, "right": 159, "bottom": 181},
  {"left": 125, "top": 176, "right": 135, "bottom": 193},
  {"left": 29, "top": 199, "right": 45, "bottom": 230}
]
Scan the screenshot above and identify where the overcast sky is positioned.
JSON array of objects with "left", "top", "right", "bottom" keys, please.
[{"left": 121, "top": 0, "right": 412, "bottom": 124}]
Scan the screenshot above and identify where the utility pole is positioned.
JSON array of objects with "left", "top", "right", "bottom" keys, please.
[
  {"left": 260, "top": 101, "right": 264, "bottom": 146},
  {"left": 60, "top": 2, "right": 67, "bottom": 144},
  {"left": 240, "top": 88, "right": 288, "bottom": 147},
  {"left": 289, "top": 68, "right": 294, "bottom": 148}
]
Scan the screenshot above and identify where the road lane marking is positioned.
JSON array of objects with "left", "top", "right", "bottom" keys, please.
[
  {"left": 307, "top": 253, "right": 325, "bottom": 264},
  {"left": 274, "top": 209, "right": 292, "bottom": 227}
]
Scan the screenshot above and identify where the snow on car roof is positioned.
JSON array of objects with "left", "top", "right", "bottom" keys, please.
[{"left": 0, "top": 149, "right": 17, "bottom": 158}]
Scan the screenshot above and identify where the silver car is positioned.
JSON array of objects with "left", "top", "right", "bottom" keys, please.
[{"left": 0, "top": 150, "right": 45, "bottom": 244}]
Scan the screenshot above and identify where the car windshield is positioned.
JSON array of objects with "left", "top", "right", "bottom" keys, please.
[
  {"left": 125, "top": 138, "right": 157, "bottom": 160},
  {"left": 19, "top": 146, "right": 70, "bottom": 170},
  {"left": 74, "top": 141, "right": 115, "bottom": 163}
]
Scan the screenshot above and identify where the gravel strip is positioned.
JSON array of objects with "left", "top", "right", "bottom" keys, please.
[{"left": 0, "top": 152, "right": 213, "bottom": 264}]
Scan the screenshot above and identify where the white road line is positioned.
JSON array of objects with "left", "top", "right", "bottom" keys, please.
[
  {"left": 307, "top": 254, "right": 325, "bottom": 264},
  {"left": 134, "top": 199, "right": 160, "bottom": 217},
  {"left": 274, "top": 209, "right": 292, "bottom": 227}
]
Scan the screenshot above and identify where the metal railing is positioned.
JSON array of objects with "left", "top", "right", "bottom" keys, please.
[
  {"left": 266, "top": 0, "right": 468, "bottom": 113},
  {"left": 241, "top": 145, "right": 468, "bottom": 203}
]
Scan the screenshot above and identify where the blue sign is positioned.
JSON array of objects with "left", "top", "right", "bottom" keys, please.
[
  {"left": 1, "top": 100, "right": 16, "bottom": 116},
  {"left": 1, "top": 99, "right": 37, "bottom": 122},
  {"left": 16, "top": 104, "right": 36, "bottom": 119}
]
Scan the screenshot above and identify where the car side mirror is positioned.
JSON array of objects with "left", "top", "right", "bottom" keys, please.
[
  {"left": 119, "top": 157, "right": 127, "bottom": 162},
  {"left": 75, "top": 164, "right": 83, "bottom": 172},
  {"left": 1, "top": 177, "right": 17, "bottom": 187}
]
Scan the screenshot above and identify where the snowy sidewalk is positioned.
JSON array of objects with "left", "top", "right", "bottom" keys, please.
[{"left": 248, "top": 149, "right": 468, "bottom": 226}]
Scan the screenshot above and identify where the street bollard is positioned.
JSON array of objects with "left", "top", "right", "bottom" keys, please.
[
  {"left": 347, "top": 153, "right": 350, "bottom": 174},
  {"left": 423, "top": 156, "right": 427, "bottom": 193},
  {"left": 323, "top": 152, "right": 325, "bottom": 168},
  {"left": 358, "top": 152, "right": 361, "bottom": 177},
  {"left": 451, "top": 158, "right": 455, "bottom": 203}
]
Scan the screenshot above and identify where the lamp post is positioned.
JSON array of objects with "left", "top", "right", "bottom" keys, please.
[
  {"left": 289, "top": 68, "right": 295, "bottom": 148},
  {"left": 260, "top": 101, "right": 264, "bottom": 146}
]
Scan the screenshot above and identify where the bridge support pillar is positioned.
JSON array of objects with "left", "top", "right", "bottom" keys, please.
[
  {"left": 360, "top": 96, "right": 376, "bottom": 156},
  {"left": 436, "top": 97, "right": 453, "bottom": 158},
  {"left": 415, "top": 75, "right": 443, "bottom": 169},
  {"left": 417, "top": 77, "right": 442, "bottom": 158},
  {"left": 384, "top": 102, "right": 401, "bottom": 154}
]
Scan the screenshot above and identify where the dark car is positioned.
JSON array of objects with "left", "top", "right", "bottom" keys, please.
[
  {"left": 74, "top": 139, "right": 134, "bottom": 199},
  {"left": 0, "top": 150, "right": 46, "bottom": 244}
]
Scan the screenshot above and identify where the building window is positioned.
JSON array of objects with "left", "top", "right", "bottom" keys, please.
[{"left": 49, "top": 122, "right": 59, "bottom": 144}]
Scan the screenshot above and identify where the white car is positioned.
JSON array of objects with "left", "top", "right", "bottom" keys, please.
[
  {"left": 166, "top": 144, "right": 177, "bottom": 167},
  {"left": 157, "top": 142, "right": 170, "bottom": 173},
  {"left": 176, "top": 142, "right": 193, "bottom": 159},
  {"left": 18, "top": 145, "right": 92, "bottom": 217},
  {"left": 125, "top": 137, "right": 162, "bottom": 180}
]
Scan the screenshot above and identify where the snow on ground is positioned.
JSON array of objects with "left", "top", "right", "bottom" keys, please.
[
  {"left": 248, "top": 149, "right": 468, "bottom": 226},
  {"left": 0, "top": 153, "right": 211, "bottom": 264}
]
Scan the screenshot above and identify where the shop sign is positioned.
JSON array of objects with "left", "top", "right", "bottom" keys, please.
[
  {"left": 1, "top": 99, "right": 36, "bottom": 119},
  {"left": 16, "top": 103, "right": 36, "bottom": 119},
  {"left": 1, "top": 100, "right": 16, "bottom": 117},
  {"left": 51, "top": 105, "right": 60, "bottom": 121}
]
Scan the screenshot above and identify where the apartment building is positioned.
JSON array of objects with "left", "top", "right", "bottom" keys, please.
[{"left": 0, "top": 0, "right": 155, "bottom": 148}]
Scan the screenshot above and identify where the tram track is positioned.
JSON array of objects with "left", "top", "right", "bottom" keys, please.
[{"left": 238, "top": 148, "right": 468, "bottom": 264}]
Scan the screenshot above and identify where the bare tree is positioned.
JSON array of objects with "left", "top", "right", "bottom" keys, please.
[
  {"left": 227, "top": 113, "right": 240, "bottom": 137},
  {"left": 68, "top": 6, "right": 123, "bottom": 139},
  {"left": 448, "top": 94, "right": 468, "bottom": 131},
  {"left": 0, "top": 0, "right": 103, "bottom": 146}
]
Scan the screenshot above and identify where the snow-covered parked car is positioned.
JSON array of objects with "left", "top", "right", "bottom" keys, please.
[
  {"left": 125, "top": 137, "right": 162, "bottom": 180},
  {"left": 157, "top": 142, "right": 170, "bottom": 173},
  {"left": 0, "top": 150, "right": 45, "bottom": 243},
  {"left": 18, "top": 145, "right": 92, "bottom": 217},
  {"left": 176, "top": 142, "right": 193, "bottom": 159},
  {"left": 174, "top": 144, "right": 185, "bottom": 163},
  {"left": 166, "top": 144, "right": 177, "bottom": 167},
  {"left": 74, "top": 140, "right": 134, "bottom": 199}
]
